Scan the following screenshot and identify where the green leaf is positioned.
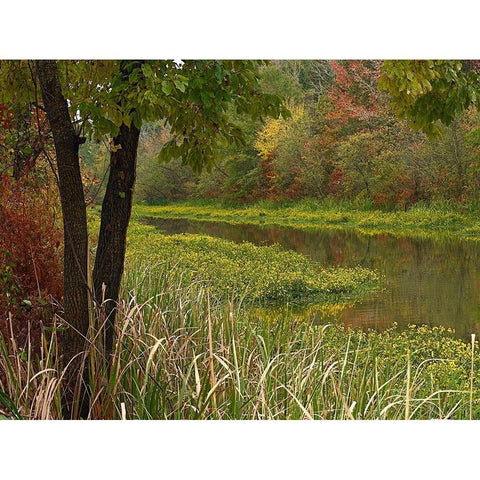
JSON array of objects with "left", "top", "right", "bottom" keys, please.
[
  {"left": 161, "top": 80, "right": 172, "bottom": 96},
  {"left": 0, "top": 390, "right": 22, "bottom": 420}
]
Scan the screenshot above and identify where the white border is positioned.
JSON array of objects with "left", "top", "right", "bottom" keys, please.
[
  {"left": 1, "top": 0, "right": 479, "bottom": 58},
  {"left": 0, "top": 420, "right": 478, "bottom": 479}
]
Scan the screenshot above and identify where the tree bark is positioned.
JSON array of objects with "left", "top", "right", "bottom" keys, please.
[
  {"left": 93, "top": 123, "right": 140, "bottom": 364},
  {"left": 36, "top": 60, "right": 90, "bottom": 419}
]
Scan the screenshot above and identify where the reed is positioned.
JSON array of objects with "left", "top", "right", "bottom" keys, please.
[{"left": 1, "top": 264, "right": 478, "bottom": 420}]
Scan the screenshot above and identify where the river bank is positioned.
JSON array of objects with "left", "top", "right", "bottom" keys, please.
[{"left": 133, "top": 200, "right": 480, "bottom": 240}]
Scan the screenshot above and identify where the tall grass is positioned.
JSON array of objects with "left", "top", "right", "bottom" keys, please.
[{"left": 1, "top": 263, "right": 478, "bottom": 420}]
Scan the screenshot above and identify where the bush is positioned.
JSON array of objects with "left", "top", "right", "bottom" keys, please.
[{"left": 0, "top": 175, "right": 63, "bottom": 347}]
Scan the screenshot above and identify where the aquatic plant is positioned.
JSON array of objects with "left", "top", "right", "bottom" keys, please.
[{"left": 124, "top": 222, "right": 379, "bottom": 304}]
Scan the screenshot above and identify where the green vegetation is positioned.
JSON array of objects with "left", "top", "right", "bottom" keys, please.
[
  {"left": 125, "top": 221, "right": 379, "bottom": 303},
  {"left": 134, "top": 200, "right": 480, "bottom": 240},
  {"left": 1, "top": 265, "right": 478, "bottom": 419},
  {"left": 380, "top": 60, "right": 480, "bottom": 138}
]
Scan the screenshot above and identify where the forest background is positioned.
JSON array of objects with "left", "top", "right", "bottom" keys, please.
[{"left": 74, "top": 60, "right": 480, "bottom": 210}]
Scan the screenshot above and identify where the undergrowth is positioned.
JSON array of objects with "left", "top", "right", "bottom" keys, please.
[{"left": 0, "top": 175, "right": 62, "bottom": 348}]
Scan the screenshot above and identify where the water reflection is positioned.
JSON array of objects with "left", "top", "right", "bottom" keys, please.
[{"left": 143, "top": 216, "right": 480, "bottom": 340}]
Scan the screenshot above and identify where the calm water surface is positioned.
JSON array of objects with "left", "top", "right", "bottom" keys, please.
[{"left": 144, "top": 216, "right": 480, "bottom": 340}]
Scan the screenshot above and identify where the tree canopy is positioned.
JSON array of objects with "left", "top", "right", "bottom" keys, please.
[
  {"left": 0, "top": 60, "right": 290, "bottom": 173},
  {"left": 379, "top": 60, "right": 480, "bottom": 138}
]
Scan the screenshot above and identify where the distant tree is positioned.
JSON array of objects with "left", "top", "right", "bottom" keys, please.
[
  {"left": 327, "top": 60, "right": 387, "bottom": 130},
  {"left": 335, "top": 130, "right": 381, "bottom": 200},
  {"left": 276, "top": 60, "right": 334, "bottom": 100},
  {"left": 378, "top": 61, "right": 480, "bottom": 205}
]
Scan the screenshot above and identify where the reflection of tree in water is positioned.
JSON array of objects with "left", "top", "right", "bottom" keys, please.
[{"left": 144, "top": 216, "right": 480, "bottom": 340}]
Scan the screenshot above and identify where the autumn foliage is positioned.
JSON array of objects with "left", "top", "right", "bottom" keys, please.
[
  {"left": 93, "top": 60, "right": 479, "bottom": 208},
  {"left": 0, "top": 174, "right": 63, "bottom": 347},
  {"left": 326, "top": 60, "right": 385, "bottom": 126}
]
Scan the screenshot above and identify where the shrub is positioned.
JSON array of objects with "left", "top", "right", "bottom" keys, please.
[{"left": 0, "top": 175, "right": 63, "bottom": 347}]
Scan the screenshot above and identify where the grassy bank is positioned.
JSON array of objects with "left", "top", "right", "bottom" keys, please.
[
  {"left": 133, "top": 199, "right": 480, "bottom": 240},
  {"left": 1, "top": 264, "right": 479, "bottom": 419}
]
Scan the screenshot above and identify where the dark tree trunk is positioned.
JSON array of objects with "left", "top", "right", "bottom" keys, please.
[
  {"left": 93, "top": 123, "right": 140, "bottom": 364},
  {"left": 36, "top": 60, "right": 90, "bottom": 419}
]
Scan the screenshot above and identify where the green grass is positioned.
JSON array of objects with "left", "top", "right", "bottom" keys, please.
[
  {"left": 1, "top": 265, "right": 479, "bottom": 419},
  {"left": 133, "top": 199, "right": 480, "bottom": 240}
]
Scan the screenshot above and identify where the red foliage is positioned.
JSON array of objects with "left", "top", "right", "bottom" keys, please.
[
  {"left": 326, "top": 61, "right": 386, "bottom": 127},
  {"left": 259, "top": 153, "right": 280, "bottom": 200},
  {"left": 467, "top": 60, "right": 480, "bottom": 73},
  {"left": 0, "top": 104, "right": 14, "bottom": 136},
  {"left": 328, "top": 168, "right": 344, "bottom": 197},
  {"left": 373, "top": 192, "right": 390, "bottom": 208},
  {"left": 285, "top": 177, "right": 302, "bottom": 199},
  {"left": 0, "top": 175, "right": 63, "bottom": 348}
]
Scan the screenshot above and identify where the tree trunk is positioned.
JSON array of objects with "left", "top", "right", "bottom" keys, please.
[
  {"left": 36, "top": 60, "right": 90, "bottom": 419},
  {"left": 93, "top": 123, "right": 140, "bottom": 365}
]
